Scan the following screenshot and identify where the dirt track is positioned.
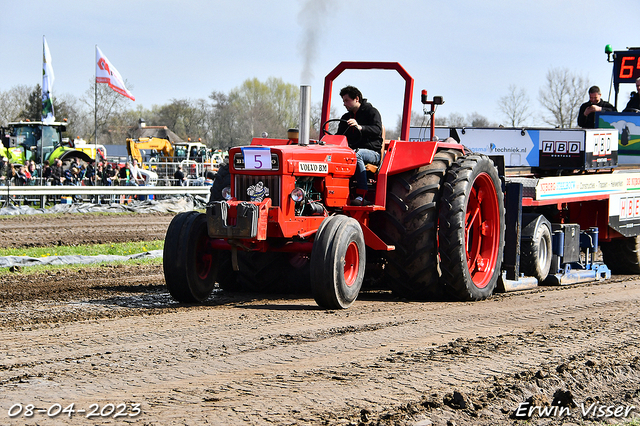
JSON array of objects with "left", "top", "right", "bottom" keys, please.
[
  {"left": 0, "top": 213, "right": 175, "bottom": 248},
  {"left": 1, "top": 213, "right": 640, "bottom": 425}
]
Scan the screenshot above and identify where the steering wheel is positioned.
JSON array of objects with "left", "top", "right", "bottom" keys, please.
[{"left": 321, "top": 119, "right": 362, "bottom": 144}]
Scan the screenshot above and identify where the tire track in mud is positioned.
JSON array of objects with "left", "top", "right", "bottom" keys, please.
[{"left": 1, "top": 279, "right": 640, "bottom": 425}]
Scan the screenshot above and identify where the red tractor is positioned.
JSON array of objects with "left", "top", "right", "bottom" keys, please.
[{"left": 163, "top": 61, "right": 504, "bottom": 308}]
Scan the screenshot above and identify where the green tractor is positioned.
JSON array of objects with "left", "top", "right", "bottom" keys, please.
[{"left": 0, "top": 121, "right": 102, "bottom": 168}]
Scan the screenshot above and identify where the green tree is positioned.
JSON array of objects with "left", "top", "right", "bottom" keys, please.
[
  {"left": 230, "top": 77, "right": 300, "bottom": 141},
  {"left": 17, "top": 85, "right": 42, "bottom": 121}
]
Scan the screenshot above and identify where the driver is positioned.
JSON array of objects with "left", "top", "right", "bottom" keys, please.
[
  {"left": 623, "top": 77, "right": 640, "bottom": 112},
  {"left": 578, "top": 85, "right": 616, "bottom": 128},
  {"left": 337, "top": 85, "right": 383, "bottom": 206}
]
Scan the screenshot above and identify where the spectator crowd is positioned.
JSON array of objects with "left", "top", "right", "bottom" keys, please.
[{"left": 0, "top": 157, "right": 149, "bottom": 187}]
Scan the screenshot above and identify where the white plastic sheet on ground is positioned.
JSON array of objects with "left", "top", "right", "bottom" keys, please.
[
  {"left": 0, "top": 195, "right": 207, "bottom": 216},
  {"left": 0, "top": 195, "right": 207, "bottom": 267},
  {"left": 0, "top": 250, "right": 163, "bottom": 268}
]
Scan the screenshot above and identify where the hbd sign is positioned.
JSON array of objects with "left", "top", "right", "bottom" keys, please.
[
  {"left": 591, "top": 132, "right": 613, "bottom": 156},
  {"left": 541, "top": 140, "right": 581, "bottom": 156},
  {"left": 620, "top": 196, "right": 640, "bottom": 220}
]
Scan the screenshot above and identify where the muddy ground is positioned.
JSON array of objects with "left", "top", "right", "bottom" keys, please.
[{"left": 0, "top": 213, "right": 639, "bottom": 425}]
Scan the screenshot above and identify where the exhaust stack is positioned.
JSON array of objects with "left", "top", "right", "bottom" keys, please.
[{"left": 299, "top": 85, "right": 311, "bottom": 146}]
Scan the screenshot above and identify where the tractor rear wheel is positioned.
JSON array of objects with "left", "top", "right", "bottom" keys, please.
[
  {"left": 311, "top": 215, "right": 365, "bottom": 309},
  {"left": 438, "top": 153, "right": 505, "bottom": 301},
  {"left": 374, "top": 149, "right": 461, "bottom": 299},
  {"left": 601, "top": 236, "right": 640, "bottom": 274},
  {"left": 165, "top": 212, "right": 218, "bottom": 302}
]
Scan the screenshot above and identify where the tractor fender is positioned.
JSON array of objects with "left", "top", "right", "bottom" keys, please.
[{"left": 50, "top": 148, "right": 93, "bottom": 164}]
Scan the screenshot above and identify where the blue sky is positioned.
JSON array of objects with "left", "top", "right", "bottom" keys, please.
[{"left": 1, "top": 0, "right": 638, "bottom": 130}]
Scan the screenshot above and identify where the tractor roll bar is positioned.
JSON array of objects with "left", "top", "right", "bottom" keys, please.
[{"left": 320, "top": 61, "right": 414, "bottom": 141}]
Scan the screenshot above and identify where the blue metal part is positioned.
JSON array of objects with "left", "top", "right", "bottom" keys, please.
[
  {"left": 543, "top": 263, "right": 611, "bottom": 286},
  {"left": 498, "top": 271, "right": 539, "bottom": 292},
  {"left": 502, "top": 224, "right": 612, "bottom": 292}
]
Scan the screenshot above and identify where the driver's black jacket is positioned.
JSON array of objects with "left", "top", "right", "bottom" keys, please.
[
  {"left": 624, "top": 92, "right": 640, "bottom": 112},
  {"left": 577, "top": 99, "right": 616, "bottom": 128},
  {"left": 337, "top": 100, "right": 383, "bottom": 152}
]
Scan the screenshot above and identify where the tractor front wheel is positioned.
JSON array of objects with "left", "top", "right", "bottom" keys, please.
[
  {"left": 311, "top": 215, "right": 366, "bottom": 309},
  {"left": 438, "top": 154, "right": 505, "bottom": 301},
  {"left": 164, "top": 212, "right": 218, "bottom": 302},
  {"left": 163, "top": 211, "right": 199, "bottom": 297}
]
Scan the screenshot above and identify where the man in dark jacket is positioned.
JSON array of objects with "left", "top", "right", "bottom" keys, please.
[
  {"left": 0, "top": 157, "right": 8, "bottom": 184},
  {"left": 50, "top": 158, "right": 64, "bottom": 185},
  {"left": 623, "top": 77, "right": 640, "bottom": 112},
  {"left": 336, "top": 86, "right": 383, "bottom": 205},
  {"left": 173, "top": 165, "right": 186, "bottom": 186},
  {"left": 578, "top": 86, "right": 616, "bottom": 128}
]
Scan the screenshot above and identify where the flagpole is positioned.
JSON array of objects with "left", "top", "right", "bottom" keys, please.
[{"left": 94, "top": 45, "right": 98, "bottom": 186}]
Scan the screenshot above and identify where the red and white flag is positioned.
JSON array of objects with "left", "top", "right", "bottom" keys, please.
[{"left": 95, "top": 46, "right": 135, "bottom": 101}]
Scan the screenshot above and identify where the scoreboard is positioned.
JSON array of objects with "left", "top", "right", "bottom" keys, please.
[{"left": 613, "top": 49, "right": 640, "bottom": 85}]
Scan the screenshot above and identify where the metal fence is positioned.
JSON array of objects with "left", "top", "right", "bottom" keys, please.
[
  {"left": 0, "top": 182, "right": 210, "bottom": 208},
  {"left": 0, "top": 158, "right": 216, "bottom": 207}
]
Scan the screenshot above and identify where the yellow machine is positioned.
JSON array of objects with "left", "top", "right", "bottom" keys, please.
[
  {"left": 125, "top": 137, "right": 175, "bottom": 164},
  {"left": 125, "top": 137, "right": 212, "bottom": 164}
]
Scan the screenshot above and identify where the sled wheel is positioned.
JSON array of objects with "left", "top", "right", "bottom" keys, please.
[
  {"left": 520, "top": 214, "right": 553, "bottom": 282},
  {"left": 167, "top": 213, "right": 218, "bottom": 302},
  {"left": 311, "top": 215, "right": 365, "bottom": 309},
  {"left": 601, "top": 235, "right": 640, "bottom": 274},
  {"left": 439, "top": 154, "right": 505, "bottom": 300},
  {"left": 373, "top": 149, "right": 462, "bottom": 299},
  {"left": 163, "top": 211, "right": 200, "bottom": 297}
]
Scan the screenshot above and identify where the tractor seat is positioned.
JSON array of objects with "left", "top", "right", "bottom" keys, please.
[{"left": 364, "top": 126, "right": 387, "bottom": 174}]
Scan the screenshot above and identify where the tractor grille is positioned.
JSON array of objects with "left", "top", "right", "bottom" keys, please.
[{"left": 234, "top": 175, "right": 281, "bottom": 207}]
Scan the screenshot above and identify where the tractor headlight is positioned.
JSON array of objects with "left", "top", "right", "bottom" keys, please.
[
  {"left": 222, "top": 186, "right": 232, "bottom": 200},
  {"left": 290, "top": 187, "right": 305, "bottom": 202}
]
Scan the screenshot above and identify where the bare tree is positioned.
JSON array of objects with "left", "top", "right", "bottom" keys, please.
[
  {"left": 150, "top": 98, "right": 210, "bottom": 142},
  {"left": 391, "top": 110, "right": 431, "bottom": 139},
  {"left": 447, "top": 112, "right": 466, "bottom": 127},
  {"left": 538, "top": 68, "right": 588, "bottom": 128},
  {"left": 0, "top": 85, "right": 32, "bottom": 126},
  {"left": 498, "top": 85, "right": 531, "bottom": 126},
  {"left": 434, "top": 115, "right": 447, "bottom": 126},
  {"left": 467, "top": 112, "right": 494, "bottom": 127},
  {"left": 81, "top": 79, "right": 135, "bottom": 143}
]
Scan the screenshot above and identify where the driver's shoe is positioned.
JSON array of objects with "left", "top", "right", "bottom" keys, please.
[{"left": 351, "top": 196, "right": 372, "bottom": 206}]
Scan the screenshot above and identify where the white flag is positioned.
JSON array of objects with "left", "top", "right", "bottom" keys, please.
[
  {"left": 95, "top": 46, "right": 135, "bottom": 101},
  {"left": 42, "top": 36, "right": 55, "bottom": 124}
]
